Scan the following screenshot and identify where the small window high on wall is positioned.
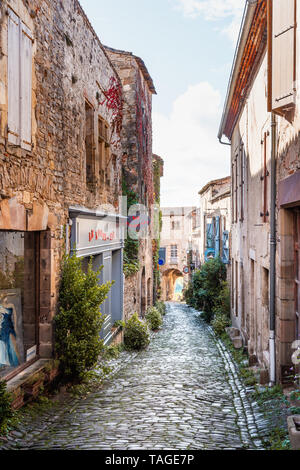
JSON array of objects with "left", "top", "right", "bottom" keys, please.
[{"left": 8, "top": 8, "right": 33, "bottom": 150}]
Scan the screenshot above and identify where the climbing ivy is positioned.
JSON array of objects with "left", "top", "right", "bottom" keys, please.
[
  {"left": 122, "top": 176, "right": 140, "bottom": 277},
  {"left": 152, "top": 158, "right": 163, "bottom": 299}
]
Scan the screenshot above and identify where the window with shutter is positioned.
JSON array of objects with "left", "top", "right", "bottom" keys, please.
[
  {"left": 20, "top": 23, "right": 33, "bottom": 151},
  {"left": 8, "top": 9, "right": 20, "bottom": 146},
  {"left": 214, "top": 216, "right": 220, "bottom": 257},
  {"left": 7, "top": 8, "right": 33, "bottom": 149},
  {"left": 271, "top": 0, "right": 296, "bottom": 112},
  {"left": 222, "top": 231, "right": 230, "bottom": 265},
  {"left": 239, "top": 142, "right": 246, "bottom": 222}
]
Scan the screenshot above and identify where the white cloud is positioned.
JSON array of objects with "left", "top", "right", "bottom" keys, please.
[
  {"left": 174, "top": 0, "right": 244, "bottom": 44},
  {"left": 153, "top": 82, "right": 230, "bottom": 207}
]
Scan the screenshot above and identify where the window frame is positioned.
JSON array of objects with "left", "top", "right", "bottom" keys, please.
[{"left": 7, "top": 7, "right": 33, "bottom": 151}]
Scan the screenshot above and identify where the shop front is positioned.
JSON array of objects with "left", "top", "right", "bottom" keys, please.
[{"left": 69, "top": 207, "right": 125, "bottom": 345}]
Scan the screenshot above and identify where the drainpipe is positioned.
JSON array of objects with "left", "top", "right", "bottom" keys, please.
[{"left": 269, "top": 112, "right": 277, "bottom": 385}]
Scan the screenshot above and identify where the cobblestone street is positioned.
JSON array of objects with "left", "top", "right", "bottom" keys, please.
[{"left": 1, "top": 303, "right": 270, "bottom": 450}]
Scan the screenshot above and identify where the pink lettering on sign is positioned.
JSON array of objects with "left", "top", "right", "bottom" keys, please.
[{"left": 88, "top": 229, "right": 116, "bottom": 243}]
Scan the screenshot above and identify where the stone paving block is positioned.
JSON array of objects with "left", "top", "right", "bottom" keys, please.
[{"left": 1, "top": 303, "right": 270, "bottom": 450}]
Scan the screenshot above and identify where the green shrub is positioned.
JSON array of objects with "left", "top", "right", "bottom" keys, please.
[
  {"left": 146, "top": 306, "right": 163, "bottom": 330},
  {"left": 212, "top": 281, "right": 230, "bottom": 317},
  {"left": 102, "top": 344, "right": 122, "bottom": 360},
  {"left": 212, "top": 312, "right": 230, "bottom": 336},
  {"left": 123, "top": 313, "right": 150, "bottom": 351},
  {"left": 155, "top": 301, "right": 166, "bottom": 316},
  {"left": 0, "top": 381, "right": 13, "bottom": 435},
  {"left": 55, "top": 252, "right": 113, "bottom": 382},
  {"left": 184, "top": 258, "right": 227, "bottom": 323}
]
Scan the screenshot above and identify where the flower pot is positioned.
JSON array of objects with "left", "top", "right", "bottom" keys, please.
[{"left": 287, "top": 415, "right": 300, "bottom": 450}]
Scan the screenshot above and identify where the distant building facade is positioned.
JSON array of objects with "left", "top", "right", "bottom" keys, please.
[
  {"left": 160, "top": 207, "right": 196, "bottom": 301},
  {"left": 194, "top": 177, "right": 231, "bottom": 267}
]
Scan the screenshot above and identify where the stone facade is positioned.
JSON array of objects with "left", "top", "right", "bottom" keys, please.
[
  {"left": 0, "top": 0, "right": 124, "bottom": 381},
  {"left": 160, "top": 207, "right": 196, "bottom": 301},
  {"left": 218, "top": 0, "right": 300, "bottom": 384},
  {"left": 105, "top": 47, "right": 157, "bottom": 316},
  {"left": 194, "top": 176, "right": 231, "bottom": 266}
]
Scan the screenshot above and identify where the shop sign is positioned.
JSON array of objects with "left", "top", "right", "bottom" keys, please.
[{"left": 76, "top": 216, "right": 123, "bottom": 252}]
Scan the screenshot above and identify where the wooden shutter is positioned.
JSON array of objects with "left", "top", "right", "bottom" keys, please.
[
  {"left": 222, "top": 231, "right": 230, "bottom": 265},
  {"left": 214, "top": 216, "right": 220, "bottom": 257},
  {"left": 20, "top": 22, "right": 33, "bottom": 150},
  {"left": 8, "top": 8, "right": 20, "bottom": 145},
  {"left": 272, "top": 0, "right": 296, "bottom": 111}
]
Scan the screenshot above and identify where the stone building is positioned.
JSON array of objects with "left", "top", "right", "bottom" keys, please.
[
  {"left": 105, "top": 46, "right": 158, "bottom": 318},
  {"left": 152, "top": 154, "right": 164, "bottom": 303},
  {"left": 0, "top": 0, "right": 125, "bottom": 389},
  {"left": 218, "top": 0, "right": 300, "bottom": 384},
  {"left": 193, "top": 177, "right": 231, "bottom": 266},
  {"left": 160, "top": 207, "right": 196, "bottom": 301}
]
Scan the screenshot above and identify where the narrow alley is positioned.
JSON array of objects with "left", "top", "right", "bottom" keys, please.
[{"left": 1, "top": 303, "right": 269, "bottom": 451}]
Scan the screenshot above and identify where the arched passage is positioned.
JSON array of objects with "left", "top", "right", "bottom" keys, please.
[{"left": 161, "top": 268, "right": 184, "bottom": 301}]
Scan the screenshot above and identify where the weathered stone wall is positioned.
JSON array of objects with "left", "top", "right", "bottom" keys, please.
[
  {"left": 230, "top": 33, "right": 300, "bottom": 382},
  {"left": 123, "top": 273, "right": 139, "bottom": 321},
  {"left": 106, "top": 47, "right": 156, "bottom": 316},
  {"left": 0, "top": 0, "right": 123, "bottom": 358},
  {"left": 230, "top": 51, "right": 272, "bottom": 371}
]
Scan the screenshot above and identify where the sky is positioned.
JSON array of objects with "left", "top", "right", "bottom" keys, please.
[{"left": 79, "top": 0, "right": 245, "bottom": 207}]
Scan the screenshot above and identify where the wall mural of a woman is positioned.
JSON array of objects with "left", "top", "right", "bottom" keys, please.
[{"left": 0, "top": 292, "right": 23, "bottom": 371}]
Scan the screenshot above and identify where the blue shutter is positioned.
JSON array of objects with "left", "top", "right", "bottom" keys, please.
[
  {"left": 159, "top": 247, "right": 166, "bottom": 265},
  {"left": 222, "top": 231, "right": 230, "bottom": 264},
  {"left": 206, "top": 223, "right": 214, "bottom": 249},
  {"left": 214, "top": 216, "right": 220, "bottom": 257}
]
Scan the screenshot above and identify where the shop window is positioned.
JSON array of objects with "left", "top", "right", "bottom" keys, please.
[
  {"left": 0, "top": 231, "right": 38, "bottom": 379},
  {"left": 8, "top": 8, "right": 33, "bottom": 150}
]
